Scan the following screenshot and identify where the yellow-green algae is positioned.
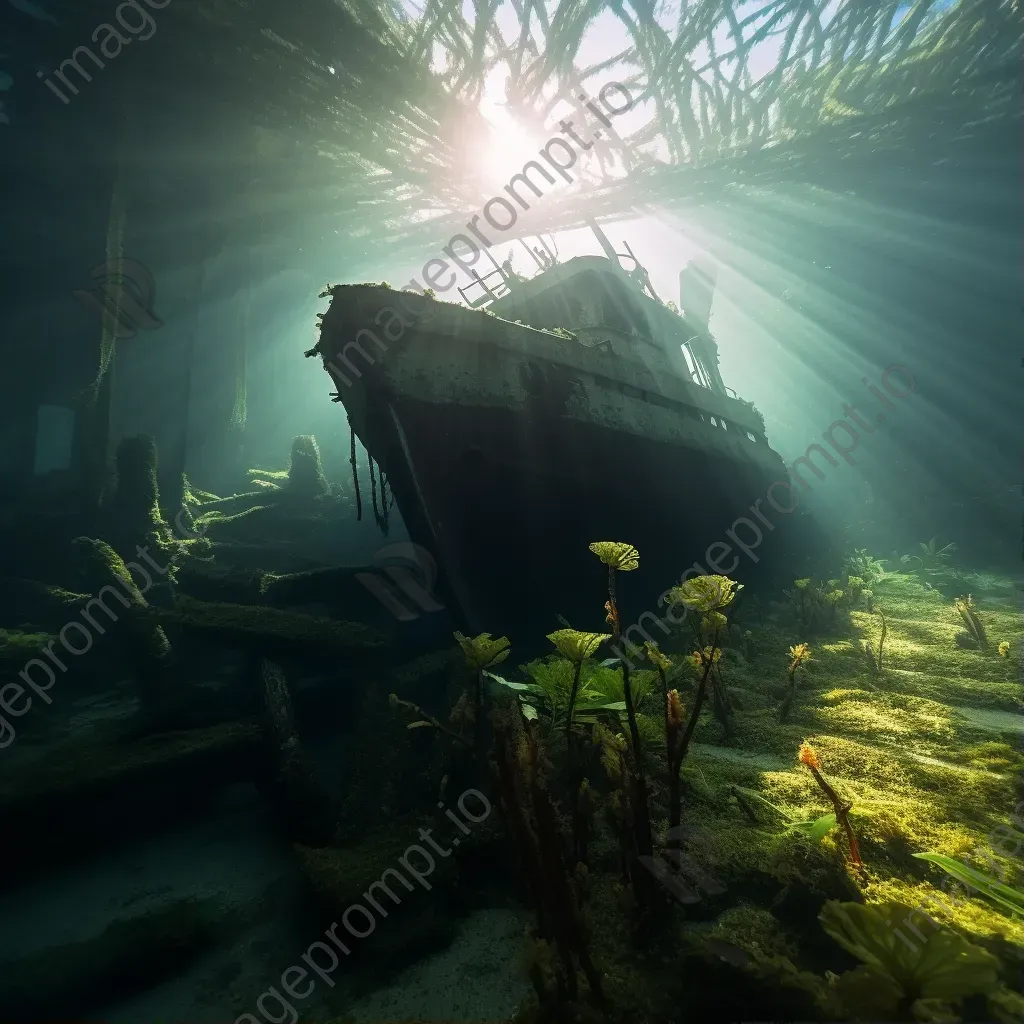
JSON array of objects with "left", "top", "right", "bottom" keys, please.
[
  {"left": 663, "top": 572, "right": 1024, "bottom": 967},
  {"left": 507, "top": 569, "right": 1022, "bottom": 1022}
]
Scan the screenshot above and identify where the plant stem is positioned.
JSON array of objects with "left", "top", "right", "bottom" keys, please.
[
  {"left": 807, "top": 762, "right": 863, "bottom": 869},
  {"left": 677, "top": 659, "right": 712, "bottom": 771},
  {"left": 669, "top": 629, "right": 720, "bottom": 833},
  {"left": 474, "top": 667, "right": 487, "bottom": 767},
  {"left": 566, "top": 659, "right": 585, "bottom": 864},
  {"left": 565, "top": 660, "right": 583, "bottom": 743},
  {"left": 608, "top": 564, "right": 655, "bottom": 904},
  {"left": 877, "top": 608, "right": 887, "bottom": 673},
  {"left": 392, "top": 696, "right": 472, "bottom": 749},
  {"left": 780, "top": 664, "right": 797, "bottom": 722}
]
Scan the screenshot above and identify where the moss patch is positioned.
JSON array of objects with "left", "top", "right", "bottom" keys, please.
[{"left": 158, "top": 596, "right": 388, "bottom": 651}]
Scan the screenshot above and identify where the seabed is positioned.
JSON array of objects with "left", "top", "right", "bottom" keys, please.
[{"left": 0, "top": 516, "right": 1021, "bottom": 1023}]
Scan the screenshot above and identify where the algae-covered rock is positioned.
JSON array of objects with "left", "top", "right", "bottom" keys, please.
[{"left": 0, "top": 898, "right": 221, "bottom": 1020}]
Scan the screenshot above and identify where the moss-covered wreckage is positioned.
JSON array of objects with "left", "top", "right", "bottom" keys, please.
[
  {"left": 0, "top": 284, "right": 1021, "bottom": 1023},
  {"left": 0, "top": 416, "right": 1021, "bottom": 1022}
]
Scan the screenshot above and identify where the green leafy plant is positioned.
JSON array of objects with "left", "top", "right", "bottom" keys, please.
[
  {"left": 845, "top": 548, "right": 888, "bottom": 582},
  {"left": 588, "top": 540, "right": 656, "bottom": 906},
  {"left": 670, "top": 574, "right": 742, "bottom": 613},
  {"left": 901, "top": 537, "right": 957, "bottom": 575},
  {"left": 545, "top": 628, "right": 612, "bottom": 740},
  {"left": 799, "top": 743, "right": 862, "bottom": 870},
  {"left": 845, "top": 576, "right": 865, "bottom": 605},
  {"left": 668, "top": 577, "right": 741, "bottom": 736},
  {"left": 953, "top": 595, "right": 987, "bottom": 650},
  {"left": 454, "top": 631, "right": 510, "bottom": 765},
  {"left": 388, "top": 693, "right": 471, "bottom": 748},
  {"left": 786, "top": 577, "right": 848, "bottom": 633},
  {"left": 779, "top": 642, "right": 812, "bottom": 722},
  {"left": 913, "top": 852, "right": 1024, "bottom": 916},
  {"left": 729, "top": 785, "right": 838, "bottom": 845},
  {"left": 861, "top": 606, "right": 887, "bottom": 676},
  {"left": 819, "top": 901, "right": 1000, "bottom": 1016},
  {"left": 488, "top": 657, "right": 654, "bottom": 735}
]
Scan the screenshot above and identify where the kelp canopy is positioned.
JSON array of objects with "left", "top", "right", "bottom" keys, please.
[
  {"left": 7, "top": 0, "right": 1017, "bottom": 265},
  {"left": 204, "top": 0, "right": 1023, "bottom": 257}
]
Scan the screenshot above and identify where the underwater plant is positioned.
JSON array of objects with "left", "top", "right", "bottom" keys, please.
[
  {"left": 798, "top": 742, "right": 862, "bottom": 870},
  {"left": 819, "top": 900, "right": 1000, "bottom": 1018},
  {"left": 900, "top": 537, "right": 958, "bottom": 583},
  {"left": 588, "top": 541, "right": 643, "bottom": 765},
  {"left": 912, "top": 852, "right": 1024, "bottom": 917},
  {"left": 487, "top": 656, "right": 649, "bottom": 738},
  {"left": 856, "top": 602, "right": 888, "bottom": 675},
  {"left": 662, "top": 575, "right": 739, "bottom": 832},
  {"left": 998, "top": 640, "right": 1010, "bottom": 658},
  {"left": 491, "top": 699, "right": 605, "bottom": 1009},
  {"left": 388, "top": 693, "right": 472, "bottom": 750},
  {"left": 546, "top": 628, "right": 612, "bottom": 741},
  {"left": 671, "top": 573, "right": 742, "bottom": 613},
  {"left": 729, "top": 785, "right": 838, "bottom": 845},
  {"left": 787, "top": 577, "right": 848, "bottom": 634},
  {"left": 247, "top": 468, "right": 288, "bottom": 491},
  {"left": 453, "top": 631, "right": 511, "bottom": 764},
  {"left": 779, "top": 642, "right": 812, "bottom": 722},
  {"left": 670, "top": 576, "right": 740, "bottom": 735},
  {"left": 953, "top": 595, "right": 987, "bottom": 650},
  {"left": 860, "top": 606, "right": 887, "bottom": 677},
  {"left": 844, "top": 547, "right": 888, "bottom": 582},
  {"left": 546, "top": 627, "right": 612, "bottom": 864},
  {"left": 588, "top": 540, "right": 657, "bottom": 907},
  {"left": 643, "top": 640, "right": 694, "bottom": 837},
  {"left": 862, "top": 587, "right": 874, "bottom": 613},
  {"left": 845, "top": 575, "right": 865, "bottom": 602}
]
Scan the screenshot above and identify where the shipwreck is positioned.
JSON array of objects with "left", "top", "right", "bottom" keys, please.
[{"left": 310, "top": 233, "right": 789, "bottom": 639}]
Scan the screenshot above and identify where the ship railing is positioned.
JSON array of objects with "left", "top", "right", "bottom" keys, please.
[{"left": 458, "top": 268, "right": 512, "bottom": 308}]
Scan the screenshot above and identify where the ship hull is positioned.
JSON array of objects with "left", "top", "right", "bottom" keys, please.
[
  {"left": 316, "top": 284, "right": 801, "bottom": 644},
  {"left": 367, "top": 391, "right": 797, "bottom": 645}
]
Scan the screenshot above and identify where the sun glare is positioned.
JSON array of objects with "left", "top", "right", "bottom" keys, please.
[{"left": 472, "top": 118, "right": 541, "bottom": 188}]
